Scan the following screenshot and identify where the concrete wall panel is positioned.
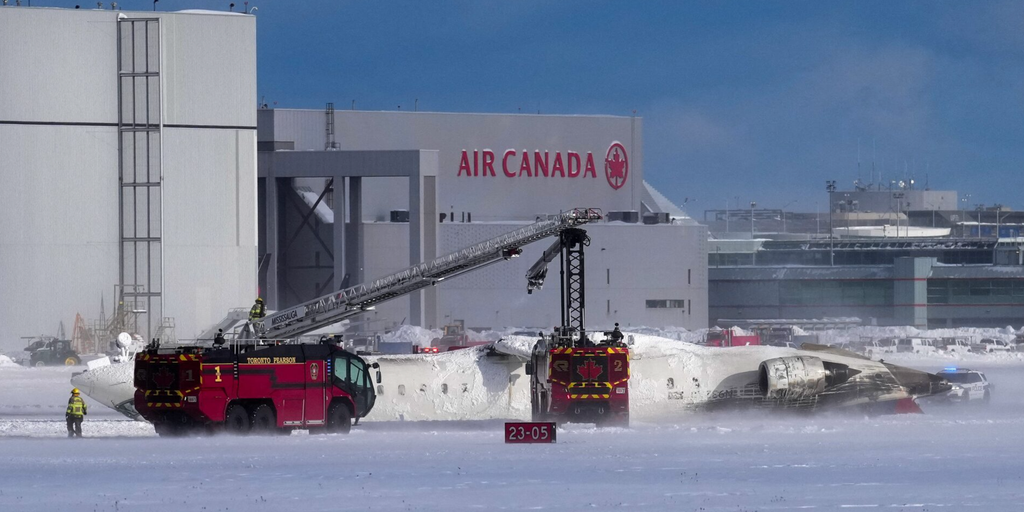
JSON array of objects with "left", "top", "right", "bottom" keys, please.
[
  {"left": 160, "top": 13, "right": 256, "bottom": 128},
  {"left": 0, "top": 125, "right": 119, "bottom": 345},
  {"left": 162, "top": 128, "right": 257, "bottom": 338},
  {"left": 0, "top": 9, "right": 118, "bottom": 124}
]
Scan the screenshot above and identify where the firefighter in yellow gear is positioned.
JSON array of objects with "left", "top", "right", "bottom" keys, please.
[
  {"left": 66, "top": 388, "right": 87, "bottom": 438},
  {"left": 249, "top": 297, "right": 266, "bottom": 322}
]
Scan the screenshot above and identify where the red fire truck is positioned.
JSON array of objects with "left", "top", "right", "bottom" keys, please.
[
  {"left": 704, "top": 329, "right": 761, "bottom": 347},
  {"left": 524, "top": 225, "right": 631, "bottom": 426},
  {"left": 528, "top": 332, "right": 630, "bottom": 426},
  {"left": 134, "top": 341, "right": 380, "bottom": 436}
]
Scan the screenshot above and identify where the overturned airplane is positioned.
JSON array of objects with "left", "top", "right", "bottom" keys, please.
[{"left": 71, "top": 332, "right": 950, "bottom": 423}]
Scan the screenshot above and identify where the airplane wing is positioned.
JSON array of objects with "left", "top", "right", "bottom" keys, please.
[{"left": 798, "top": 342, "right": 872, "bottom": 361}]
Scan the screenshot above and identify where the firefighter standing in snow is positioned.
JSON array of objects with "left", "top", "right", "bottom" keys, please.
[{"left": 66, "top": 388, "right": 87, "bottom": 438}]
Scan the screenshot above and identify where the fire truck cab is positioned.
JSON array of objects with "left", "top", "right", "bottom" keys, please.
[{"left": 134, "top": 341, "right": 379, "bottom": 436}]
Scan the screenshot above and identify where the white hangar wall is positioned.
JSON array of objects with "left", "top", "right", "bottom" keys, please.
[
  {"left": 358, "top": 221, "right": 708, "bottom": 332},
  {"left": 260, "top": 109, "right": 643, "bottom": 222},
  {"left": 0, "top": 7, "right": 257, "bottom": 349}
]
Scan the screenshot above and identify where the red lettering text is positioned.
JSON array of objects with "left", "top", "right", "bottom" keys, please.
[
  {"left": 519, "top": 151, "right": 532, "bottom": 177},
  {"left": 584, "top": 152, "right": 597, "bottom": 178},
  {"left": 458, "top": 150, "right": 471, "bottom": 177},
  {"left": 568, "top": 152, "right": 582, "bottom": 178},
  {"left": 502, "top": 150, "right": 517, "bottom": 177},
  {"left": 534, "top": 151, "right": 549, "bottom": 177},
  {"left": 551, "top": 152, "right": 565, "bottom": 177},
  {"left": 482, "top": 150, "right": 496, "bottom": 176}
]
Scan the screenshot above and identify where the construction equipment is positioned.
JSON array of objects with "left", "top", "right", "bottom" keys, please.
[
  {"left": 25, "top": 336, "right": 80, "bottom": 367},
  {"left": 525, "top": 225, "right": 631, "bottom": 427},
  {"left": 429, "top": 320, "right": 490, "bottom": 351}
]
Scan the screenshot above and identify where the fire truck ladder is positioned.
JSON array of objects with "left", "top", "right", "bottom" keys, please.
[
  {"left": 253, "top": 208, "right": 602, "bottom": 341},
  {"left": 525, "top": 227, "right": 590, "bottom": 338}
]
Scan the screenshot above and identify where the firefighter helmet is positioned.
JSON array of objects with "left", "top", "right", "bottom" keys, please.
[
  {"left": 71, "top": 388, "right": 80, "bottom": 395},
  {"left": 255, "top": 297, "right": 264, "bottom": 303}
]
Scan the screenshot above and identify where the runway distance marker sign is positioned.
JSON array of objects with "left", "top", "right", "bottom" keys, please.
[{"left": 504, "top": 422, "right": 556, "bottom": 443}]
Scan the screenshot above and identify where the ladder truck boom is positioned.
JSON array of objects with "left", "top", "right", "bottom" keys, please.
[{"left": 254, "top": 208, "right": 602, "bottom": 340}]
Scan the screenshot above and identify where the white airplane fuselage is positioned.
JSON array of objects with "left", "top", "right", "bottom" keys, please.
[{"left": 72, "top": 334, "right": 943, "bottom": 423}]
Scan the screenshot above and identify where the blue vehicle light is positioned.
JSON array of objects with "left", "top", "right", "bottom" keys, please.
[{"left": 944, "top": 366, "right": 958, "bottom": 372}]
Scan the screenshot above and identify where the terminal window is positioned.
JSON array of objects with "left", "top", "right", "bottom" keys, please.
[{"left": 646, "top": 299, "right": 687, "bottom": 309}]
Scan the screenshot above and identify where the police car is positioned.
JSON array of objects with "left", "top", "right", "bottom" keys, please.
[{"left": 935, "top": 368, "right": 992, "bottom": 404}]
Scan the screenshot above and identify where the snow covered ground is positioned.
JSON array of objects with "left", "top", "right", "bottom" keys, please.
[{"left": 4, "top": 335, "right": 1024, "bottom": 511}]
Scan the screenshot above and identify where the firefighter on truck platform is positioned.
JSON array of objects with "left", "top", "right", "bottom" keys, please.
[
  {"left": 66, "top": 388, "right": 87, "bottom": 438},
  {"left": 249, "top": 297, "right": 266, "bottom": 322}
]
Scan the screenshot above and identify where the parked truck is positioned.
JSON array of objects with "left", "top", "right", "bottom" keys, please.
[
  {"left": 704, "top": 329, "right": 761, "bottom": 347},
  {"left": 25, "top": 336, "right": 81, "bottom": 367}
]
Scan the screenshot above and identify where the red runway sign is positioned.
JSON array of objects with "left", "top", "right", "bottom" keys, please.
[{"left": 504, "top": 422, "right": 557, "bottom": 443}]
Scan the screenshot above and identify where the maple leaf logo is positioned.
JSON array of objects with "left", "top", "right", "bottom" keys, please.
[
  {"left": 604, "top": 142, "right": 629, "bottom": 190},
  {"left": 153, "top": 367, "right": 175, "bottom": 389},
  {"left": 577, "top": 359, "right": 604, "bottom": 381}
]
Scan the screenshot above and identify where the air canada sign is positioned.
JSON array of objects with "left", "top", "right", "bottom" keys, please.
[{"left": 457, "top": 141, "right": 629, "bottom": 191}]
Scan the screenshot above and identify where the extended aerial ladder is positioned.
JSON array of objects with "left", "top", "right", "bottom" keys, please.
[
  {"left": 525, "top": 227, "right": 591, "bottom": 340},
  {"left": 250, "top": 208, "right": 602, "bottom": 341}
]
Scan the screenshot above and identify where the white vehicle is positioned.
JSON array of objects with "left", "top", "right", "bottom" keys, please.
[
  {"left": 861, "top": 338, "right": 899, "bottom": 356},
  {"left": 972, "top": 338, "right": 1011, "bottom": 353},
  {"left": 939, "top": 337, "right": 973, "bottom": 353},
  {"left": 934, "top": 368, "right": 992, "bottom": 404},
  {"left": 894, "top": 337, "right": 940, "bottom": 355}
]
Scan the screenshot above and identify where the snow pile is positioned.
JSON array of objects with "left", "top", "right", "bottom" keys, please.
[
  {"left": 0, "top": 354, "right": 21, "bottom": 368},
  {"left": 380, "top": 324, "right": 441, "bottom": 347},
  {"left": 366, "top": 344, "right": 530, "bottom": 421}
]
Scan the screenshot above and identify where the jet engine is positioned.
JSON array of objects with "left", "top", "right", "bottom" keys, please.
[{"left": 758, "top": 356, "right": 857, "bottom": 399}]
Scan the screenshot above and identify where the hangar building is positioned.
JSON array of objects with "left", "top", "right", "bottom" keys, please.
[
  {"left": 257, "top": 109, "right": 708, "bottom": 332},
  {"left": 0, "top": 7, "right": 257, "bottom": 348}
]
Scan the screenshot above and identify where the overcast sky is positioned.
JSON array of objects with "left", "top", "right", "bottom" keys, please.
[{"left": 117, "top": 1, "right": 1024, "bottom": 212}]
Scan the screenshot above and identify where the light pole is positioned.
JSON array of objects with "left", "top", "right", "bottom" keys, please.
[
  {"left": 781, "top": 200, "right": 797, "bottom": 233},
  {"left": 960, "top": 194, "right": 971, "bottom": 238},
  {"left": 997, "top": 208, "right": 1010, "bottom": 239},
  {"left": 750, "top": 201, "right": 757, "bottom": 239},
  {"left": 893, "top": 192, "right": 905, "bottom": 239},
  {"left": 826, "top": 181, "right": 836, "bottom": 266},
  {"left": 975, "top": 204, "right": 984, "bottom": 239}
]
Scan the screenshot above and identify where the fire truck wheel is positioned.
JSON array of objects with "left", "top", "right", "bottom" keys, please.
[
  {"left": 326, "top": 403, "right": 352, "bottom": 434},
  {"left": 251, "top": 404, "right": 277, "bottom": 434},
  {"left": 224, "top": 403, "right": 251, "bottom": 435}
]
